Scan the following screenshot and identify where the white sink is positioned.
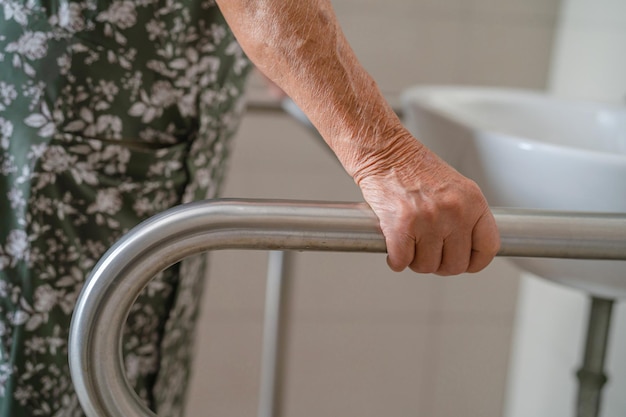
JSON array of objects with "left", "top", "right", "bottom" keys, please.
[{"left": 402, "top": 86, "right": 626, "bottom": 298}]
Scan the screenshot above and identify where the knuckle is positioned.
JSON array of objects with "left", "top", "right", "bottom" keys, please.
[{"left": 417, "top": 200, "right": 438, "bottom": 218}]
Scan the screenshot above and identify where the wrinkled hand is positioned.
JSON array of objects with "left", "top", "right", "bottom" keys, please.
[
  {"left": 354, "top": 135, "right": 500, "bottom": 276},
  {"left": 216, "top": 0, "right": 497, "bottom": 275}
]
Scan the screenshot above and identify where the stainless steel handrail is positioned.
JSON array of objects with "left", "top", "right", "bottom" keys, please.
[{"left": 68, "top": 199, "right": 626, "bottom": 417}]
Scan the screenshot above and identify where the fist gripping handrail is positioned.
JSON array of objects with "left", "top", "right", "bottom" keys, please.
[{"left": 68, "top": 199, "right": 626, "bottom": 417}]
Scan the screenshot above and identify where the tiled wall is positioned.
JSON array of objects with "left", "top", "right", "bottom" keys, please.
[
  {"left": 185, "top": 1, "right": 561, "bottom": 416},
  {"left": 549, "top": 0, "right": 626, "bottom": 103},
  {"left": 334, "top": 0, "right": 559, "bottom": 96}
]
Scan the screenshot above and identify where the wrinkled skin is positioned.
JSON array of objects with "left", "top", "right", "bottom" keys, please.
[
  {"left": 355, "top": 135, "right": 498, "bottom": 275},
  {"left": 216, "top": 0, "right": 500, "bottom": 274}
]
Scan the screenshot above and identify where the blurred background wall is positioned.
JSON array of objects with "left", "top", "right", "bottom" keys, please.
[
  {"left": 506, "top": 1, "right": 626, "bottom": 417},
  {"left": 178, "top": 1, "right": 622, "bottom": 416}
]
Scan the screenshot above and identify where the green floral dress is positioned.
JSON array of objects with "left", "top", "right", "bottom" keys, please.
[{"left": 0, "top": 0, "right": 251, "bottom": 415}]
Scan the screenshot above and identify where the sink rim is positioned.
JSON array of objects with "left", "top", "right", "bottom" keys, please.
[
  {"left": 402, "top": 85, "right": 626, "bottom": 297},
  {"left": 402, "top": 85, "right": 626, "bottom": 163}
]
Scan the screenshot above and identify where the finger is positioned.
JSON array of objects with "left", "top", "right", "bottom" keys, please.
[
  {"left": 385, "top": 232, "right": 416, "bottom": 272},
  {"left": 467, "top": 212, "right": 501, "bottom": 273},
  {"left": 436, "top": 233, "right": 472, "bottom": 276},
  {"left": 409, "top": 235, "right": 443, "bottom": 274}
]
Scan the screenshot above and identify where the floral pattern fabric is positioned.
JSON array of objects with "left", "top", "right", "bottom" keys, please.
[{"left": 0, "top": 0, "right": 251, "bottom": 415}]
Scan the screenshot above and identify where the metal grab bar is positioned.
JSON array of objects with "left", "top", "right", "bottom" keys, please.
[{"left": 68, "top": 199, "right": 626, "bottom": 417}]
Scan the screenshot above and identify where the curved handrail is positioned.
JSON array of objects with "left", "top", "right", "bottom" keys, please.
[{"left": 68, "top": 199, "right": 626, "bottom": 417}]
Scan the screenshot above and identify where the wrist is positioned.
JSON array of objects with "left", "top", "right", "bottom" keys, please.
[{"left": 342, "top": 126, "right": 428, "bottom": 186}]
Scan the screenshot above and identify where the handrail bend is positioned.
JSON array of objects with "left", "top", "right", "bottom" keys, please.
[{"left": 68, "top": 199, "right": 626, "bottom": 417}]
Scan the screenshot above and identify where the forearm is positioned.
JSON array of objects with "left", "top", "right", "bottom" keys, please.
[
  {"left": 216, "top": 0, "right": 500, "bottom": 275},
  {"left": 215, "top": 0, "right": 422, "bottom": 181}
]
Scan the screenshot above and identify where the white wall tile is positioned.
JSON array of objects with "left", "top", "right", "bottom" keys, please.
[
  {"left": 426, "top": 321, "right": 516, "bottom": 417},
  {"left": 282, "top": 321, "right": 429, "bottom": 417},
  {"left": 186, "top": 320, "right": 264, "bottom": 417},
  {"left": 456, "top": 19, "right": 556, "bottom": 88},
  {"left": 334, "top": 0, "right": 559, "bottom": 93},
  {"left": 437, "top": 259, "right": 521, "bottom": 318}
]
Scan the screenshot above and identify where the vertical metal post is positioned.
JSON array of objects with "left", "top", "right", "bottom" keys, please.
[
  {"left": 576, "top": 296, "right": 615, "bottom": 417},
  {"left": 258, "top": 251, "right": 294, "bottom": 417}
]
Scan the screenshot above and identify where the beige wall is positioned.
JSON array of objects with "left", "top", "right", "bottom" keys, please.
[
  {"left": 185, "top": 1, "right": 561, "bottom": 416},
  {"left": 506, "top": 0, "right": 626, "bottom": 416}
]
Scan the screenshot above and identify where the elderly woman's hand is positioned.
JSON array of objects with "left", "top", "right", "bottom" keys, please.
[{"left": 353, "top": 134, "right": 500, "bottom": 275}]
